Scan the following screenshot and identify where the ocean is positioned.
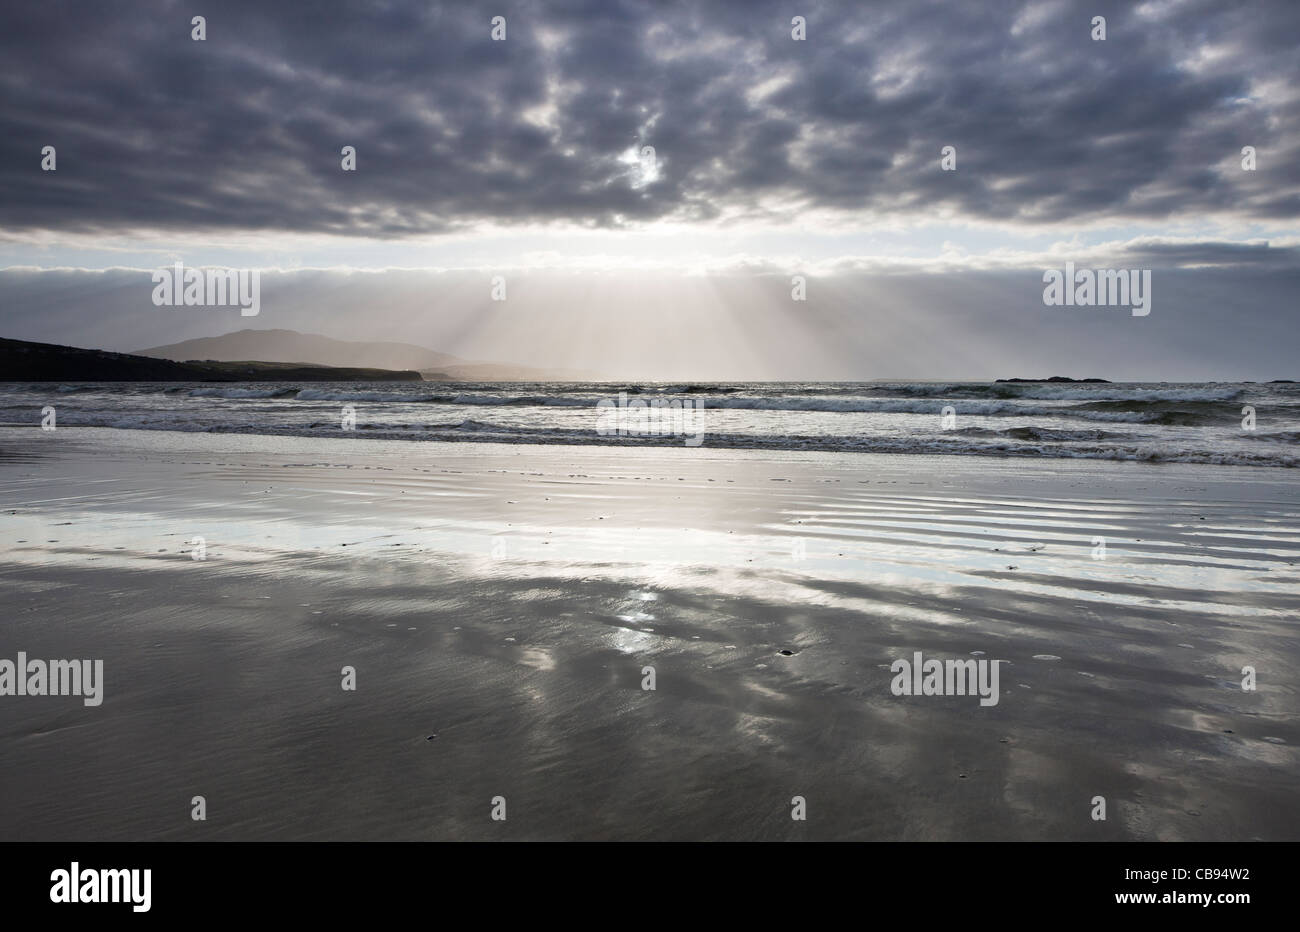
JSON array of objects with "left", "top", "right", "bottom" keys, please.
[{"left": 3, "top": 380, "right": 1297, "bottom": 467}]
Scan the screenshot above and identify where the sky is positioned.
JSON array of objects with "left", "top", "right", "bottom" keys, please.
[{"left": 0, "top": 0, "right": 1297, "bottom": 380}]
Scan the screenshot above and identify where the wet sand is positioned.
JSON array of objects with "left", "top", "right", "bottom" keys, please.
[{"left": 0, "top": 426, "right": 1297, "bottom": 840}]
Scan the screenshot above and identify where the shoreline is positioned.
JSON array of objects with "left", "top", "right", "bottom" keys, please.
[{"left": 2, "top": 421, "right": 1296, "bottom": 468}]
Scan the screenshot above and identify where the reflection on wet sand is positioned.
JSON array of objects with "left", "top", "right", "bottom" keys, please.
[{"left": 0, "top": 428, "right": 1296, "bottom": 840}]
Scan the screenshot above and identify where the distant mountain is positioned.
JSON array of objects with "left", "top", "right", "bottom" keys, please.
[
  {"left": 136, "top": 329, "right": 601, "bottom": 381},
  {"left": 0, "top": 336, "right": 420, "bottom": 382},
  {"left": 135, "top": 329, "right": 463, "bottom": 371}
]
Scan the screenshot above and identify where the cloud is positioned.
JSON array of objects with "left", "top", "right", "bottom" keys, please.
[{"left": 1, "top": 0, "right": 1296, "bottom": 238}]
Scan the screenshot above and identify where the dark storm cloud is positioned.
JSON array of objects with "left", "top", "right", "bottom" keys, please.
[
  {"left": 0, "top": 0, "right": 1297, "bottom": 236},
  {"left": 1114, "top": 238, "right": 1300, "bottom": 268}
]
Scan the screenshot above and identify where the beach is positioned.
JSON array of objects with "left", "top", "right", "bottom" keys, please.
[{"left": 1, "top": 426, "right": 1297, "bottom": 840}]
